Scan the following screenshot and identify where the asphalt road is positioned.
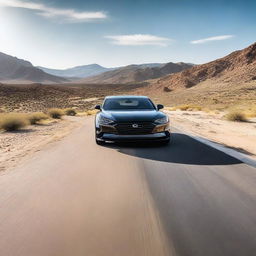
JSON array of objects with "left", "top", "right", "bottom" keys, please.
[{"left": 0, "top": 117, "right": 256, "bottom": 256}]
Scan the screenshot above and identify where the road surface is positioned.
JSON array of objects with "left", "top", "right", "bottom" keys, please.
[{"left": 0, "top": 117, "right": 256, "bottom": 256}]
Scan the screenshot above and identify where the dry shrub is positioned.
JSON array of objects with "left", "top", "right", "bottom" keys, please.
[
  {"left": 86, "top": 109, "right": 98, "bottom": 116},
  {"left": 163, "top": 106, "right": 176, "bottom": 111},
  {"left": 174, "top": 104, "right": 202, "bottom": 111},
  {"left": 225, "top": 110, "right": 248, "bottom": 122},
  {"left": 28, "top": 112, "right": 48, "bottom": 124},
  {"left": 65, "top": 108, "right": 77, "bottom": 116},
  {"left": 48, "top": 108, "right": 64, "bottom": 119},
  {"left": 245, "top": 106, "right": 256, "bottom": 118},
  {"left": 0, "top": 113, "right": 29, "bottom": 131}
]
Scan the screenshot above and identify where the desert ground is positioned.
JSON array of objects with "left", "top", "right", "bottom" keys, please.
[
  {"left": 0, "top": 116, "right": 84, "bottom": 172},
  {"left": 166, "top": 110, "right": 256, "bottom": 158}
]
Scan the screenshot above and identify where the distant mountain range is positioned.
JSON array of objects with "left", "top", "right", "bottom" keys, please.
[
  {"left": 0, "top": 52, "right": 67, "bottom": 83},
  {"left": 37, "top": 63, "right": 166, "bottom": 79},
  {"left": 0, "top": 52, "right": 194, "bottom": 84},
  {"left": 37, "top": 64, "right": 114, "bottom": 79},
  {"left": 80, "top": 62, "right": 193, "bottom": 84}
]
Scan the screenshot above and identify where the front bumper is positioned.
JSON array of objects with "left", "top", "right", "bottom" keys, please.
[
  {"left": 96, "top": 131, "right": 170, "bottom": 143},
  {"left": 95, "top": 121, "right": 170, "bottom": 143}
]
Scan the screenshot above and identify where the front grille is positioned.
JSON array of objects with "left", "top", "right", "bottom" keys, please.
[{"left": 115, "top": 122, "right": 155, "bottom": 135}]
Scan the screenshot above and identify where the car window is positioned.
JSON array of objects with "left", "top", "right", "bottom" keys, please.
[{"left": 103, "top": 98, "right": 155, "bottom": 110}]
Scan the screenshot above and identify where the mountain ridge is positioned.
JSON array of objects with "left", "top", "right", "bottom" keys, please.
[
  {"left": 147, "top": 42, "right": 256, "bottom": 91},
  {"left": 80, "top": 62, "right": 193, "bottom": 84},
  {"left": 0, "top": 52, "right": 67, "bottom": 83}
]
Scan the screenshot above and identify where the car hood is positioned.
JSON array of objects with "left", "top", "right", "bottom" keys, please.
[{"left": 101, "top": 110, "right": 166, "bottom": 122}]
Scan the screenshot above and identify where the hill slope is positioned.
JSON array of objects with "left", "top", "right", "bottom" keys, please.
[
  {"left": 0, "top": 52, "right": 67, "bottom": 83},
  {"left": 80, "top": 62, "right": 193, "bottom": 84},
  {"left": 136, "top": 42, "right": 256, "bottom": 109},
  {"left": 149, "top": 42, "right": 256, "bottom": 91},
  {"left": 38, "top": 64, "right": 114, "bottom": 78}
]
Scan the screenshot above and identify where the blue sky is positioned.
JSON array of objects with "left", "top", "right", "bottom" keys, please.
[{"left": 0, "top": 0, "right": 255, "bottom": 68}]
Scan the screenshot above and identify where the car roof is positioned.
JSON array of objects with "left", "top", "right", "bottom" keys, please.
[{"left": 104, "top": 95, "right": 149, "bottom": 99}]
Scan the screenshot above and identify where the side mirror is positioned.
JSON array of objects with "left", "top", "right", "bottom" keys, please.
[
  {"left": 95, "top": 105, "right": 101, "bottom": 110},
  {"left": 157, "top": 104, "right": 164, "bottom": 110}
]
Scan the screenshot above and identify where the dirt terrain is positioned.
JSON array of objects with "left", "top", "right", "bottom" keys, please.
[
  {"left": 0, "top": 116, "right": 82, "bottom": 172},
  {"left": 166, "top": 110, "right": 256, "bottom": 158},
  {"left": 0, "top": 82, "right": 143, "bottom": 112}
]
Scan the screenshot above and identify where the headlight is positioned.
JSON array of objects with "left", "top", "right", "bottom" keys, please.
[
  {"left": 154, "top": 116, "right": 169, "bottom": 124},
  {"left": 98, "top": 116, "right": 115, "bottom": 125}
]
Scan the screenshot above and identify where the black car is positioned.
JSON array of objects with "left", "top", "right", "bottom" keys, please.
[{"left": 94, "top": 96, "right": 170, "bottom": 145}]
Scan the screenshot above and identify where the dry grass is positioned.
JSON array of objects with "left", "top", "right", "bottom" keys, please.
[
  {"left": 65, "top": 108, "right": 77, "bottom": 116},
  {"left": 225, "top": 110, "right": 248, "bottom": 122},
  {"left": 244, "top": 106, "right": 256, "bottom": 118},
  {"left": 165, "top": 104, "right": 202, "bottom": 111},
  {"left": 0, "top": 113, "right": 29, "bottom": 131},
  {"left": 27, "top": 112, "right": 49, "bottom": 125},
  {"left": 86, "top": 109, "right": 99, "bottom": 116},
  {"left": 48, "top": 108, "right": 64, "bottom": 119}
]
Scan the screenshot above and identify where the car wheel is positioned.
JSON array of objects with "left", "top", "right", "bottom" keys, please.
[
  {"left": 96, "top": 139, "right": 104, "bottom": 145},
  {"left": 95, "top": 130, "right": 104, "bottom": 145}
]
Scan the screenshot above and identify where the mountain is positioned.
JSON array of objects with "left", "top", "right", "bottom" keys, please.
[
  {"left": 38, "top": 64, "right": 114, "bottom": 78},
  {"left": 80, "top": 62, "right": 193, "bottom": 84},
  {"left": 0, "top": 52, "right": 67, "bottom": 83},
  {"left": 148, "top": 42, "right": 256, "bottom": 91}
]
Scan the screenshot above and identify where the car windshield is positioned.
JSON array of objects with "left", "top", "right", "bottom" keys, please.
[{"left": 103, "top": 97, "right": 155, "bottom": 111}]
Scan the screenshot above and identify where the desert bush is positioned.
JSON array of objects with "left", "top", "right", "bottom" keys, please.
[
  {"left": 0, "top": 113, "right": 29, "bottom": 131},
  {"left": 48, "top": 108, "right": 64, "bottom": 119},
  {"left": 164, "top": 106, "right": 176, "bottom": 111},
  {"left": 245, "top": 106, "right": 256, "bottom": 118},
  {"left": 86, "top": 109, "right": 98, "bottom": 116},
  {"left": 175, "top": 104, "right": 202, "bottom": 111},
  {"left": 27, "top": 112, "right": 49, "bottom": 124},
  {"left": 65, "top": 108, "right": 77, "bottom": 116},
  {"left": 225, "top": 110, "right": 248, "bottom": 122}
]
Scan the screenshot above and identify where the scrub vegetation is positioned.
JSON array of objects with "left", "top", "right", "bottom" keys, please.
[
  {"left": 225, "top": 110, "right": 248, "bottom": 122},
  {"left": 65, "top": 108, "right": 77, "bottom": 116},
  {"left": 28, "top": 112, "right": 49, "bottom": 125},
  {"left": 48, "top": 109, "right": 64, "bottom": 119},
  {"left": 0, "top": 113, "right": 29, "bottom": 131}
]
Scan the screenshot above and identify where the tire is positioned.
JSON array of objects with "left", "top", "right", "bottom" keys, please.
[
  {"left": 96, "top": 139, "right": 104, "bottom": 145},
  {"left": 95, "top": 129, "right": 104, "bottom": 145}
]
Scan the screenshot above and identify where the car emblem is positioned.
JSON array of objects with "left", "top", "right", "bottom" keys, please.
[{"left": 132, "top": 123, "right": 139, "bottom": 128}]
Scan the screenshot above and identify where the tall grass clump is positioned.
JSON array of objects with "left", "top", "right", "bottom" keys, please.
[
  {"left": 225, "top": 110, "right": 248, "bottom": 122},
  {"left": 0, "top": 113, "right": 29, "bottom": 131},
  {"left": 27, "top": 112, "right": 48, "bottom": 124},
  {"left": 86, "top": 109, "right": 98, "bottom": 115},
  {"left": 65, "top": 108, "right": 77, "bottom": 116},
  {"left": 48, "top": 108, "right": 64, "bottom": 119}
]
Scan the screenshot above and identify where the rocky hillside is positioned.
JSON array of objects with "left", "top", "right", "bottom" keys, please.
[
  {"left": 80, "top": 62, "right": 193, "bottom": 84},
  {"left": 149, "top": 42, "right": 256, "bottom": 91},
  {"left": 0, "top": 52, "right": 67, "bottom": 83}
]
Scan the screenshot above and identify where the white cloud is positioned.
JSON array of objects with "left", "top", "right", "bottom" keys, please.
[
  {"left": 190, "top": 35, "right": 234, "bottom": 44},
  {"left": 105, "top": 34, "right": 170, "bottom": 46},
  {"left": 0, "top": 0, "right": 107, "bottom": 22}
]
